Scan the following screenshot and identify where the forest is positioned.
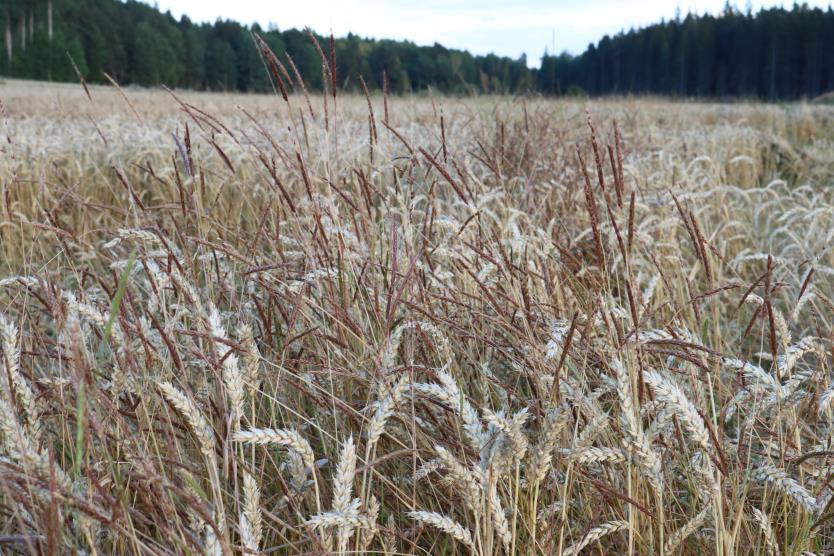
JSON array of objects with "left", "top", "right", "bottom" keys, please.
[
  {"left": 2, "top": 0, "right": 834, "bottom": 99},
  {"left": 538, "top": 4, "right": 834, "bottom": 99}
]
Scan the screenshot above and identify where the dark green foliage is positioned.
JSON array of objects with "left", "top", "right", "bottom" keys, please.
[
  {"left": 2, "top": 1, "right": 834, "bottom": 99},
  {"left": 540, "top": 3, "right": 834, "bottom": 99},
  {"left": 0, "top": 0, "right": 531, "bottom": 94}
]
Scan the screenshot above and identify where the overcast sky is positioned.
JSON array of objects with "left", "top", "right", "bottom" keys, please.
[{"left": 144, "top": 1, "right": 833, "bottom": 66}]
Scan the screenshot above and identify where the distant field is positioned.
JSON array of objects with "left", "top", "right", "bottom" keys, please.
[{"left": 2, "top": 79, "right": 834, "bottom": 554}]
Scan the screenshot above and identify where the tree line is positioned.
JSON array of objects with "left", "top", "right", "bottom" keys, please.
[
  {"left": 0, "top": 0, "right": 533, "bottom": 93},
  {"left": 2, "top": 0, "right": 834, "bottom": 99},
  {"left": 539, "top": 3, "right": 834, "bottom": 99}
]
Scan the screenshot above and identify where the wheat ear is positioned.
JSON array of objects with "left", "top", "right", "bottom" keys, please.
[
  {"left": 751, "top": 506, "right": 781, "bottom": 556},
  {"left": 407, "top": 511, "right": 475, "bottom": 551},
  {"left": 435, "top": 445, "right": 484, "bottom": 507},
  {"left": 207, "top": 306, "right": 244, "bottom": 432},
  {"left": 754, "top": 464, "right": 818, "bottom": 512},
  {"left": 367, "top": 373, "right": 408, "bottom": 449},
  {"left": 664, "top": 505, "right": 710, "bottom": 553},
  {"left": 158, "top": 381, "right": 216, "bottom": 458},
  {"left": 612, "top": 358, "right": 663, "bottom": 492},
  {"left": 0, "top": 314, "right": 39, "bottom": 441},
  {"left": 561, "top": 520, "right": 628, "bottom": 556},
  {"left": 307, "top": 504, "right": 375, "bottom": 532},
  {"left": 0, "top": 396, "right": 71, "bottom": 490},
  {"left": 233, "top": 428, "right": 315, "bottom": 470},
  {"left": 572, "top": 446, "right": 626, "bottom": 466},
  {"left": 643, "top": 369, "right": 710, "bottom": 451},
  {"left": 487, "top": 472, "right": 511, "bottom": 552},
  {"left": 360, "top": 494, "right": 380, "bottom": 552},
  {"left": 241, "top": 470, "right": 262, "bottom": 551},
  {"left": 158, "top": 381, "right": 226, "bottom": 536},
  {"left": 333, "top": 436, "right": 357, "bottom": 553},
  {"left": 237, "top": 324, "right": 261, "bottom": 397}
]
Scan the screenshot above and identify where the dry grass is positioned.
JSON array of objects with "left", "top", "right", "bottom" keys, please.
[{"left": 1, "top": 77, "right": 834, "bottom": 554}]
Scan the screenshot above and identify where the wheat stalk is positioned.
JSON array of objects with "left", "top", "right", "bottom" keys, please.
[
  {"left": 382, "top": 514, "right": 397, "bottom": 555},
  {"left": 482, "top": 406, "right": 530, "bottom": 459},
  {"left": 158, "top": 381, "right": 226, "bottom": 538},
  {"left": 307, "top": 504, "right": 375, "bottom": 532},
  {"left": 528, "top": 408, "right": 567, "bottom": 484},
  {"left": 241, "top": 470, "right": 262, "bottom": 551},
  {"left": 643, "top": 369, "right": 710, "bottom": 451},
  {"left": 487, "top": 472, "right": 512, "bottom": 552},
  {"left": 204, "top": 516, "right": 223, "bottom": 556},
  {"left": 0, "top": 396, "right": 71, "bottom": 491},
  {"left": 561, "top": 520, "right": 628, "bottom": 556},
  {"left": 360, "top": 494, "right": 380, "bottom": 552},
  {"left": 234, "top": 428, "right": 315, "bottom": 471},
  {"left": 0, "top": 314, "right": 39, "bottom": 442},
  {"left": 333, "top": 435, "right": 356, "bottom": 511},
  {"left": 612, "top": 357, "right": 663, "bottom": 492},
  {"left": 208, "top": 306, "right": 244, "bottom": 432},
  {"left": 237, "top": 324, "right": 261, "bottom": 397},
  {"left": 754, "top": 464, "right": 818, "bottom": 512},
  {"left": 333, "top": 435, "right": 357, "bottom": 553},
  {"left": 64, "top": 291, "right": 126, "bottom": 351},
  {"left": 572, "top": 446, "right": 626, "bottom": 466},
  {"left": 751, "top": 506, "right": 781, "bottom": 556},
  {"left": 435, "top": 369, "right": 488, "bottom": 452},
  {"left": 664, "top": 504, "right": 710, "bottom": 553},
  {"left": 367, "top": 373, "right": 408, "bottom": 448},
  {"left": 158, "top": 381, "right": 216, "bottom": 458},
  {"left": 435, "top": 445, "right": 483, "bottom": 509},
  {"left": 819, "top": 386, "right": 834, "bottom": 418},
  {"left": 407, "top": 511, "right": 475, "bottom": 551}
]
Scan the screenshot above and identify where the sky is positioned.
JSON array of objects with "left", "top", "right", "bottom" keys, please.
[{"left": 144, "top": 0, "right": 833, "bottom": 66}]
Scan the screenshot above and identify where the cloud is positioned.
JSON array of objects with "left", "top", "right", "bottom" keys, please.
[{"left": 148, "top": 0, "right": 832, "bottom": 66}]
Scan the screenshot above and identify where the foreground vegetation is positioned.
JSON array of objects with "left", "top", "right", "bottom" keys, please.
[{"left": 1, "top": 79, "right": 834, "bottom": 554}]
